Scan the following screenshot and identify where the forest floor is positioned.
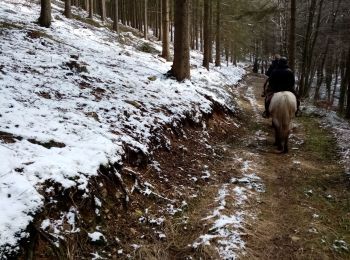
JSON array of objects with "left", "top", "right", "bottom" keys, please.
[
  {"left": 125, "top": 71, "right": 350, "bottom": 259},
  {"left": 1, "top": 1, "right": 349, "bottom": 258},
  {"left": 17, "top": 72, "right": 350, "bottom": 260}
]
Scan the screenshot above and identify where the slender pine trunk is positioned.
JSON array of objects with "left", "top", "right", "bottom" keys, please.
[
  {"left": 215, "top": 0, "right": 221, "bottom": 67},
  {"left": 113, "top": 0, "right": 119, "bottom": 32},
  {"left": 202, "top": 0, "right": 209, "bottom": 70},
  {"left": 144, "top": 0, "right": 148, "bottom": 40},
  {"left": 171, "top": 0, "right": 190, "bottom": 81},
  {"left": 288, "top": 0, "right": 296, "bottom": 71},
  {"left": 39, "top": 0, "right": 52, "bottom": 27},
  {"left": 161, "top": 0, "right": 170, "bottom": 60}
]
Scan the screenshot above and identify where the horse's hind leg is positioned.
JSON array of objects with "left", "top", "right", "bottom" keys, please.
[
  {"left": 276, "top": 130, "right": 283, "bottom": 151},
  {"left": 272, "top": 121, "right": 279, "bottom": 146},
  {"left": 283, "top": 142, "right": 288, "bottom": 153},
  {"left": 283, "top": 132, "right": 290, "bottom": 153}
]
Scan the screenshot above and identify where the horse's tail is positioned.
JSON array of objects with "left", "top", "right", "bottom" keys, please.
[
  {"left": 280, "top": 96, "right": 292, "bottom": 146},
  {"left": 270, "top": 92, "right": 296, "bottom": 151},
  {"left": 273, "top": 95, "right": 291, "bottom": 143}
]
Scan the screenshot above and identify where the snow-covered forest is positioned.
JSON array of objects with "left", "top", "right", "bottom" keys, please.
[{"left": 0, "top": 0, "right": 350, "bottom": 259}]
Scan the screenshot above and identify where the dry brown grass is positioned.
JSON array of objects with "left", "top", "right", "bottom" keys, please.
[{"left": 133, "top": 185, "right": 223, "bottom": 259}]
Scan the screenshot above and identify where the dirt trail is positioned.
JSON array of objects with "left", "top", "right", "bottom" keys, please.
[
  {"left": 18, "top": 72, "right": 349, "bottom": 260},
  {"left": 236, "top": 72, "right": 350, "bottom": 259},
  {"left": 157, "top": 71, "right": 350, "bottom": 259}
]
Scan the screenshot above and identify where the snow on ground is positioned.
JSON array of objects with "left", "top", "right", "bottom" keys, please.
[
  {"left": 88, "top": 231, "right": 105, "bottom": 242},
  {"left": 192, "top": 158, "right": 264, "bottom": 259},
  {"left": 242, "top": 81, "right": 263, "bottom": 119},
  {"left": 191, "top": 78, "right": 265, "bottom": 259},
  {"left": 0, "top": 0, "right": 245, "bottom": 253}
]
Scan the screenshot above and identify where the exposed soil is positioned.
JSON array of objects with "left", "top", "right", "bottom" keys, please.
[{"left": 15, "top": 72, "right": 350, "bottom": 260}]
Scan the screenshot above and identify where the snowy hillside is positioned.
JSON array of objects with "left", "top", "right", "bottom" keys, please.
[{"left": 0, "top": 0, "right": 245, "bottom": 255}]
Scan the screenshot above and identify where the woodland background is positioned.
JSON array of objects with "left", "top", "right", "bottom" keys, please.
[
  {"left": 1, "top": 0, "right": 350, "bottom": 258},
  {"left": 36, "top": 0, "right": 350, "bottom": 118}
]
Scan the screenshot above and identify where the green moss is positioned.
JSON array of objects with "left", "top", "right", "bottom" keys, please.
[
  {"left": 72, "top": 14, "right": 102, "bottom": 28},
  {"left": 298, "top": 116, "right": 338, "bottom": 162},
  {"left": 137, "top": 42, "right": 159, "bottom": 54}
]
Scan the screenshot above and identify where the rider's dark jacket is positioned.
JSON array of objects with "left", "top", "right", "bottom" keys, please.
[
  {"left": 269, "top": 64, "right": 296, "bottom": 94},
  {"left": 265, "top": 59, "right": 279, "bottom": 77}
]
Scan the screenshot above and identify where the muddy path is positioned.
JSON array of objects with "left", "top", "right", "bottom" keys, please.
[
  {"left": 146, "top": 71, "right": 350, "bottom": 259},
  {"left": 236, "top": 72, "right": 350, "bottom": 259}
]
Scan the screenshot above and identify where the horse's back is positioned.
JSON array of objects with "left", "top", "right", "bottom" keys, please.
[{"left": 269, "top": 91, "right": 297, "bottom": 115}]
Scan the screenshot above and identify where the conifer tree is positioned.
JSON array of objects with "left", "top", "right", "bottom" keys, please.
[
  {"left": 171, "top": 0, "right": 190, "bottom": 81},
  {"left": 39, "top": 0, "right": 52, "bottom": 27}
]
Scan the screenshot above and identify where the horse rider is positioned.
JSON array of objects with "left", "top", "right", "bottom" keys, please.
[
  {"left": 262, "top": 54, "right": 280, "bottom": 97},
  {"left": 262, "top": 57, "right": 300, "bottom": 118}
]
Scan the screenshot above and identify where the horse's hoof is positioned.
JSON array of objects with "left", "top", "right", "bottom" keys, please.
[
  {"left": 274, "top": 149, "right": 283, "bottom": 154},
  {"left": 262, "top": 111, "right": 269, "bottom": 118}
]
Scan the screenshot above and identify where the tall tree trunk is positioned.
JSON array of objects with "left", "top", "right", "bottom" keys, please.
[
  {"left": 194, "top": 0, "right": 199, "bottom": 50},
  {"left": 156, "top": 1, "right": 159, "bottom": 37},
  {"left": 89, "top": 0, "right": 93, "bottom": 18},
  {"left": 130, "top": 0, "right": 135, "bottom": 28},
  {"left": 190, "top": 0, "right": 194, "bottom": 49},
  {"left": 288, "top": 0, "right": 296, "bottom": 71},
  {"left": 314, "top": 65, "right": 324, "bottom": 102},
  {"left": 225, "top": 40, "right": 229, "bottom": 67},
  {"left": 208, "top": 0, "right": 213, "bottom": 63},
  {"left": 338, "top": 51, "right": 347, "bottom": 114},
  {"left": 144, "top": 0, "right": 148, "bottom": 40},
  {"left": 161, "top": 0, "right": 170, "bottom": 60},
  {"left": 314, "top": 43, "right": 329, "bottom": 101},
  {"left": 199, "top": 7, "right": 203, "bottom": 52},
  {"left": 171, "top": 0, "right": 190, "bottom": 81},
  {"left": 159, "top": 0, "right": 163, "bottom": 41},
  {"left": 231, "top": 40, "right": 237, "bottom": 66},
  {"left": 215, "top": 0, "right": 221, "bottom": 67},
  {"left": 64, "top": 0, "right": 72, "bottom": 18},
  {"left": 39, "top": 0, "right": 52, "bottom": 27},
  {"left": 120, "top": 0, "right": 125, "bottom": 24},
  {"left": 101, "top": 0, "right": 106, "bottom": 21},
  {"left": 331, "top": 58, "right": 339, "bottom": 106},
  {"left": 346, "top": 81, "right": 350, "bottom": 118},
  {"left": 170, "top": 0, "right": 173, "bottom": 42},
  {"left": 345, "top": 48, "right": 350, "bottom": 118},
  {"left": 113, "top": 0, "right": 119, "bottom": 32},
  {"left": 306, "top": 0, "right": 325, "bottom": 87},
  {"left": 202, "top": 0, "right": 210, "bottom": 70},
  {"left": 298, "top": 0, "right": 317, "bottom": 97},
  {"left": 85, "top": 0, "right": 89, "bottom": 12},
  {"left": 325, "top": 57, "right": 334, "bottom": 103}
]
